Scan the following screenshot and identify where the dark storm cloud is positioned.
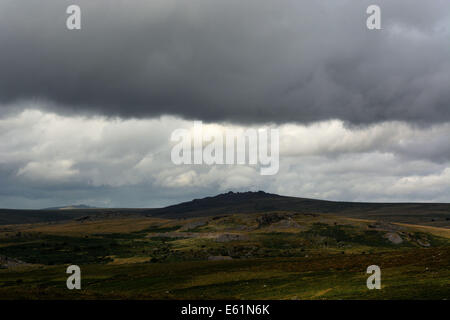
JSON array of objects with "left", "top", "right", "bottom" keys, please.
[{"left": 1, "top": 0, "right": 450, "bottom": 124}]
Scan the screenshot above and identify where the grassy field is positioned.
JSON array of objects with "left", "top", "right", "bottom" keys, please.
[{"left": 0, "top": 212, "right": 449, "bottom": 299}]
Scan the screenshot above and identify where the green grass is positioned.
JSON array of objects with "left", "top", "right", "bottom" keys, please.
[
  {"left": 0, "top": 247, "right": 448, "bottom": 299},
  {"left": 0, "top": 214, "right": 449, "bottom": 299}
]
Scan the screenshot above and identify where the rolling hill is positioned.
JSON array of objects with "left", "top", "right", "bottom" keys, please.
[
  {"left": 149, "top": 191, "right": 450, "bottom": 227},
  {"left": 0, "top": 191, "right": 449, "bottom": 299},
  {"left": 0, "top": 191, "right": 449, "bottom": 227}
]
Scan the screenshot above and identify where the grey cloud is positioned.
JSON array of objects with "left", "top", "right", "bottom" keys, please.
[
  {"left": 280, "top": 121, "right": 450, "bottom": 164},
  {"left": 1, "top": 0, "right": 450, "bottom": 124}
]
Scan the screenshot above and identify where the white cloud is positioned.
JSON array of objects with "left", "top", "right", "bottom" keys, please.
[
  {"left": 17, "top": 160, "right": 79, "bottom": 181},
  {"left": 1, "top": 108, "right": 450, "bottom": 207}
]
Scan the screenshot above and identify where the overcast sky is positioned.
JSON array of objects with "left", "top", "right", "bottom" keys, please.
[{"left": 1, "top": 0, "right": 450, "bottom": 208}]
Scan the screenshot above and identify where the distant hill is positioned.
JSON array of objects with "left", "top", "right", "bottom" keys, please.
[
  {"left": 149, "top": 191, "right": 450, "bottom": 227},
  {"left": 0, "top": 209, "right": 88, "bottom": 225},
  {"left": 149, "top": 191, "right": 288, "bottom": 217},
  {"left": 0, "top": 191, "right": 449, "bottom": 227},
  {"left": 0, "top": 207, "right": 149, "bottom": 226},
  {"left": 41, "top": 204, "right": 97, "bottom": 210}
]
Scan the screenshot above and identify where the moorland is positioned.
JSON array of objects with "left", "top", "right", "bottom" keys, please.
[{"left": 0, "top": 191, "right": 449, "bottom": 299}]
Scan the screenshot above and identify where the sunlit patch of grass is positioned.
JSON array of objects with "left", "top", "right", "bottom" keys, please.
[{"left": 107, "top": 256, "right": 150, "bottom": 265}]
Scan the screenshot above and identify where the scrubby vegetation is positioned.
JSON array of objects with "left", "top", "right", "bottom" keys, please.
[{"left": 0, "top": 212, "right": 449, "bottom": 299}]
